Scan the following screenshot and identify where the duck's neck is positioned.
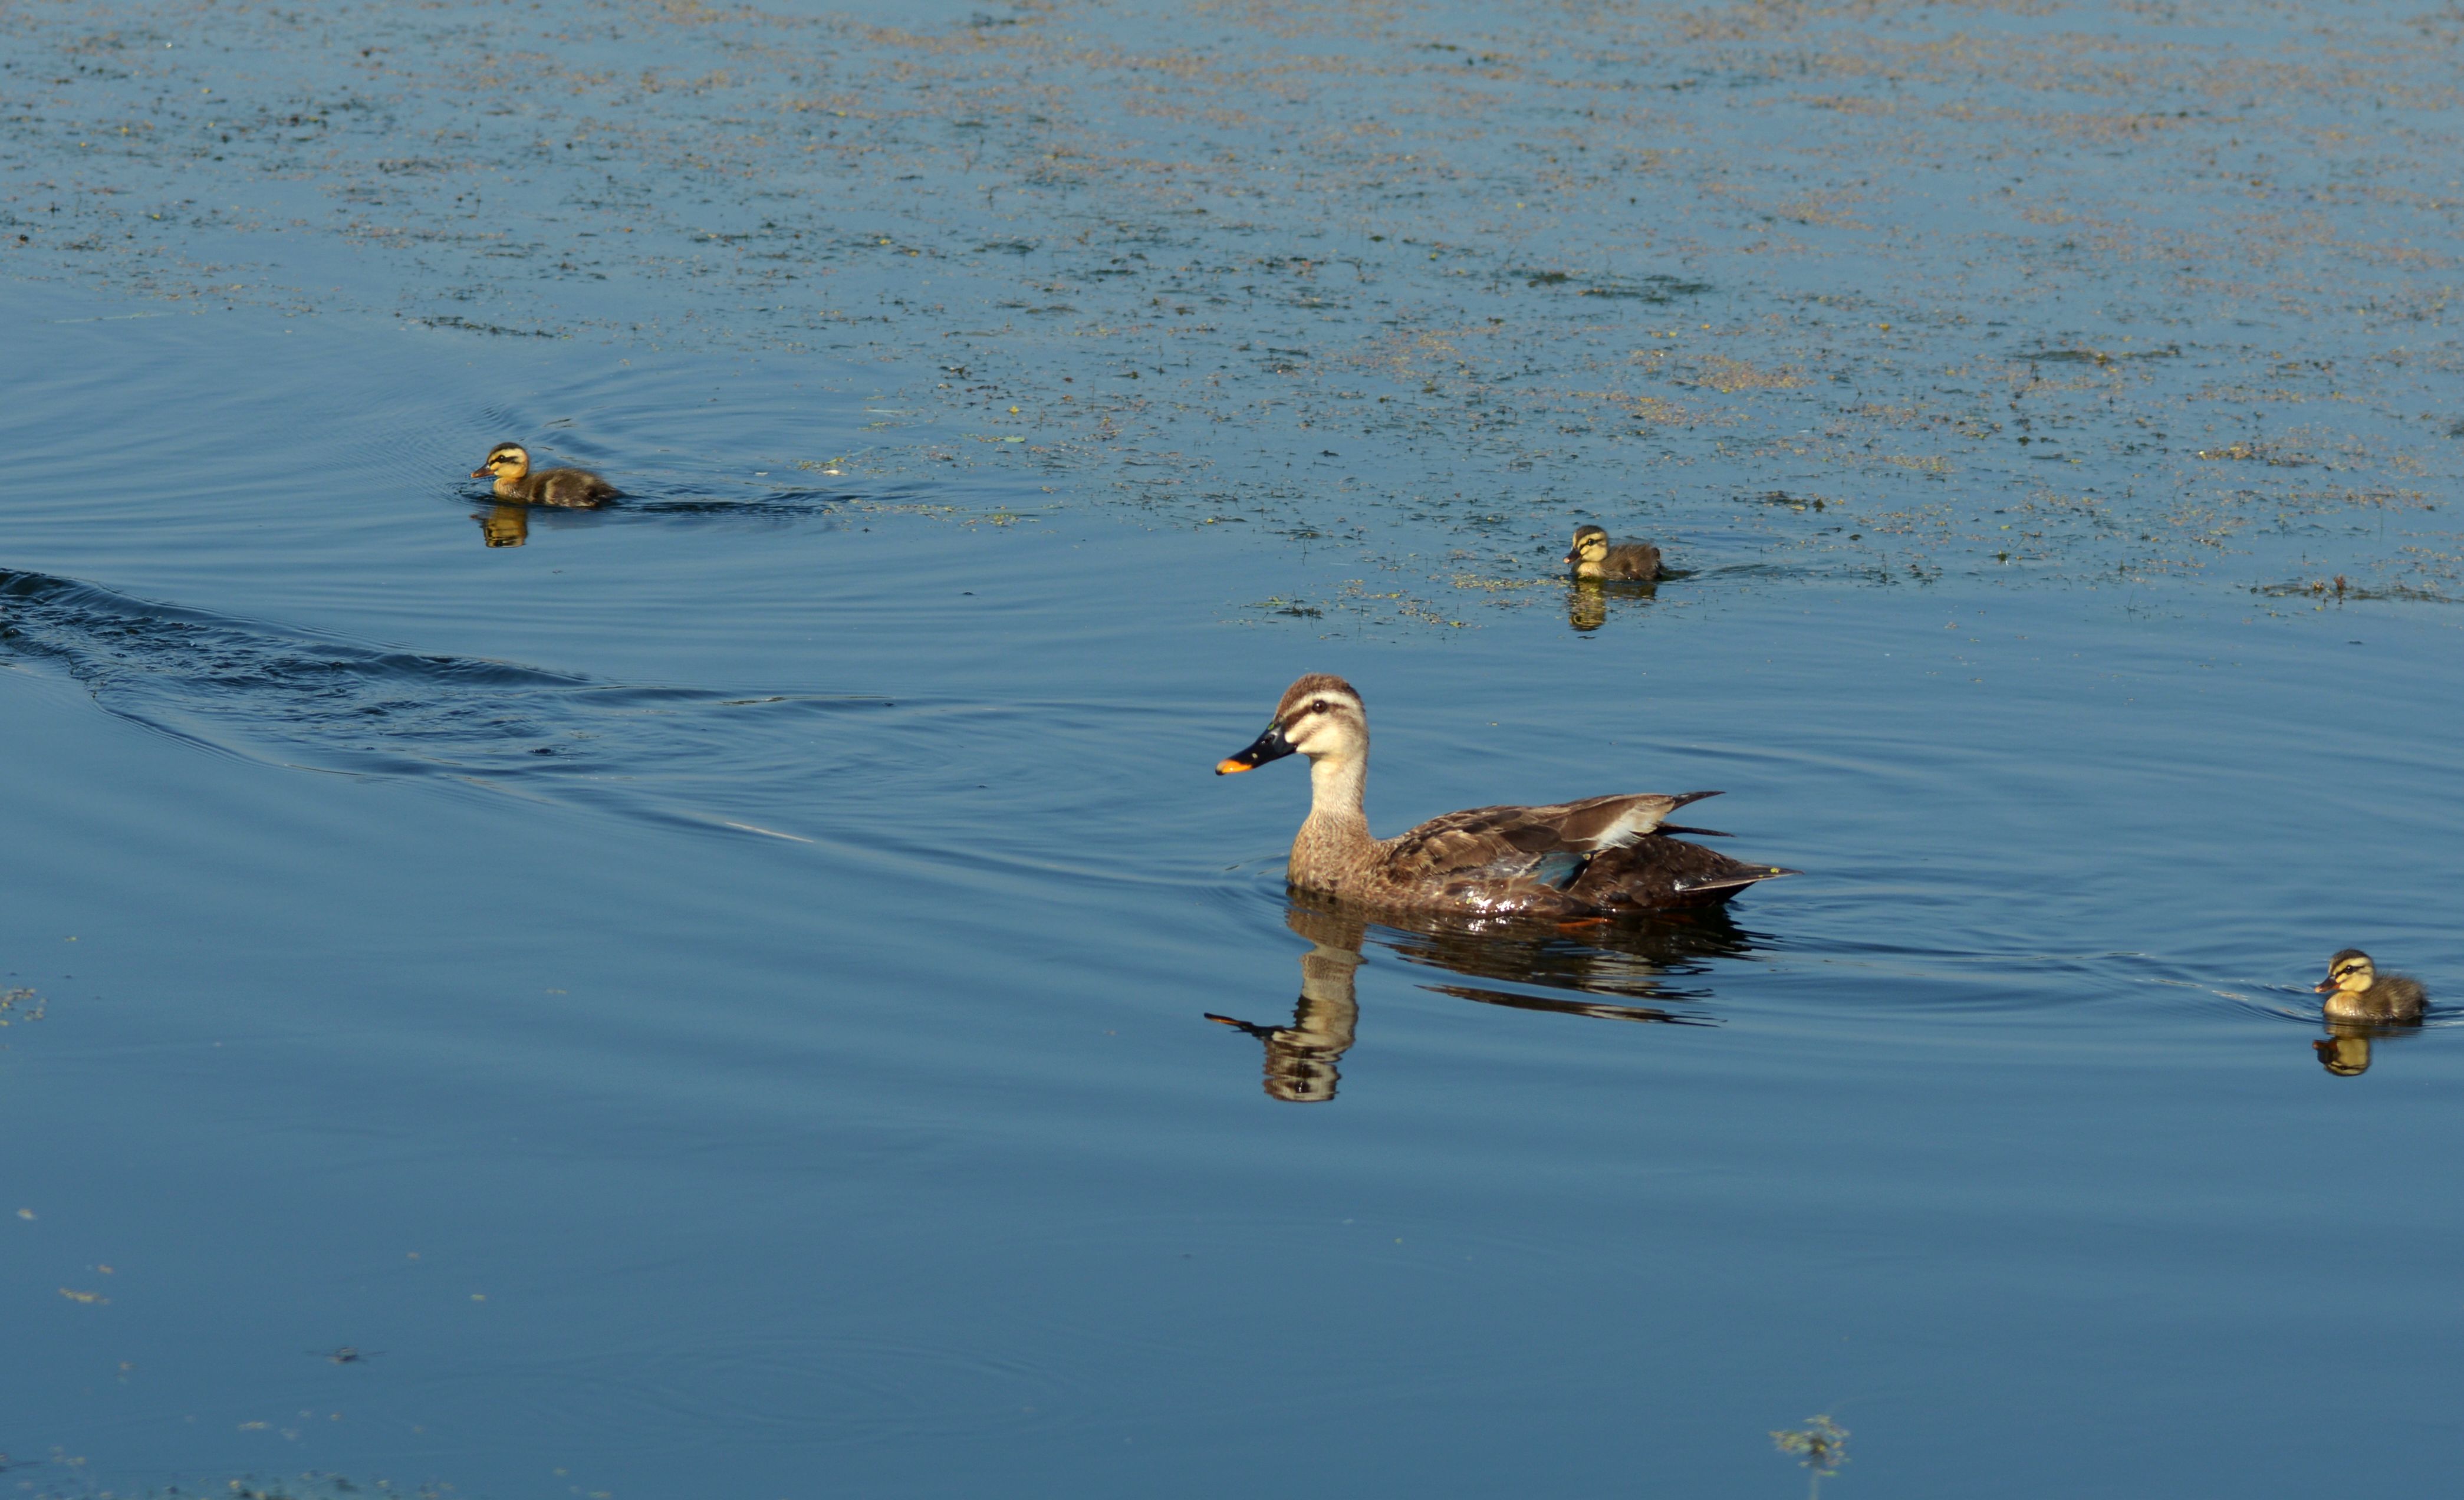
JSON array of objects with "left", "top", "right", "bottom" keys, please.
[{"left": 1289, "top": 752, "right": 1374, "bottom": 889}]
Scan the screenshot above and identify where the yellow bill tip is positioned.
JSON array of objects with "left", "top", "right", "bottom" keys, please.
[{"left": 1215, "top": 758, "right": 1252, "bottom": 775}]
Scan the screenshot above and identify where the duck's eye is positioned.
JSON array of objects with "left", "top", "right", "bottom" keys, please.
[{"left": 1310, "top": 700, "right": 1328, "bottom": 715}]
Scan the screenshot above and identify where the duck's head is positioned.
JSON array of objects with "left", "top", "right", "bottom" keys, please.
[
  {"left": 1217, "top": 673, "right": 1366, "bottom": 774},
  {"left": 2316, "top": 948, "right": 2376, "bottom": 995},
  {"left": 1564, "top": 524, "right": 1610, "bottom": 569},
  {"left": 472, "top": 442, "right": 532, "bottom": 481}
]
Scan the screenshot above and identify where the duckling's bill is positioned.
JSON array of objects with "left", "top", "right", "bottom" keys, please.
[{"left": 1216, "top": 722, "right": 1296, "bottom": 775}]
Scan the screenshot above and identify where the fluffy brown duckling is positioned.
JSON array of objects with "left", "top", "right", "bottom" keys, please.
[
  {"left": 1564, "top": 524, "right": 1662, "bottom": 582},
  {"left": 471, "top": 442, "right": 619, "bottom": 508},
  {"left": 1215, "top": 673, "right": 1795, "bottom": 918},
  {"left": 2314, "top": 949, "right": 2427, "bottom": 1024}
]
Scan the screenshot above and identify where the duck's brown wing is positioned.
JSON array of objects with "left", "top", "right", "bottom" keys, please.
[
  {"left": 1568, "top": 835, "right": 1798, "bottom": 912},
  {"left": 1605, "top": 542, "right": 1662, "bottom": 580},
  {"left": 1382, "top": 791, "right": 1722, "bottom": 889},
  {"left": 540, "top": 468, "right": 620, "bottom": 508}
]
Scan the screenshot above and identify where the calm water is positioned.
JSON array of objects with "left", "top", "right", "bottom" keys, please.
[{"left": 6, "top": 1, "right": 2464, "bottom": 1495}]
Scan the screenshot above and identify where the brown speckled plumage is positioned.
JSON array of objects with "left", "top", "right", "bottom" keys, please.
[
  {"left": 1217, "top": 674, "right": 1796, "bottom": 917},
  {"left": 472, "top": 442, "right": 619, "bottom": 508}
]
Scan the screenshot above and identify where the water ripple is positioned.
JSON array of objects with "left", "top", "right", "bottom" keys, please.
[{"left": 0, "top": 564, "right": 882, "bottom": 828}]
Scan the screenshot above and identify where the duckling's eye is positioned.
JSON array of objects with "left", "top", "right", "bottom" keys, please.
[{"left": 1310, "top": 699, "right": 1328, "bottom": 715}]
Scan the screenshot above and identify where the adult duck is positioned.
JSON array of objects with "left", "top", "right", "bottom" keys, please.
[{"left": 1216, "top": 673, "right": 1794, "bottom": 917}]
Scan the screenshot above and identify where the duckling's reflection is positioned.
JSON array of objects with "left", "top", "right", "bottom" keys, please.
[
  {"left": 1208, "top": 894, "right": 1749, "bottom": 1103},
  {"left": 475, "top": 503, "right": 531, "bottom": 548},
  {"left": 1566, "top": 579, "right": 1656, "bottom": 633},
  {"left": 2314, "top": 1017, "right": 2422, "bottom": 1077}
]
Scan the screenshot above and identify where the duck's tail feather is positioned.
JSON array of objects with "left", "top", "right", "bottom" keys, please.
[{"left": 1672, "top": 863, "right": 1801, "bottom": 896}]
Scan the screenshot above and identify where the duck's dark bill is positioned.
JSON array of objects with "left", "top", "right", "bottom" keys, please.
[
  {"left": 2314, "top": 977, "right": 2339, "bottom": 994},
  {"left": 1216, "top": 723, "right": 1295, "bottom": 775},
  {"left": 470, "top": 468, "right": 492, "bottom": 478}
]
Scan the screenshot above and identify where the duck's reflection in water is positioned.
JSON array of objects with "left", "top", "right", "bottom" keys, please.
[
  {"left": 1207, "top": 910, "right": 1362, "bottom": 1103},
  {"left": 1208, "top": 894, "right": 1751, "bottom": 1103},
  {"left": 1566, "top": 579, "right": 1656, "bottom": 633},
  {"left": 2314, "top": 1017, "right": 2423, "bottom": 1077},
  {"left": 475, "top": 503, "right": 531, "bottom": 548}
]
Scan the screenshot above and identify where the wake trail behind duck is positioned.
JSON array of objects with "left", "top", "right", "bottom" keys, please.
[{"left": 0, "top": 565, "right": 879, "bottom": 839}]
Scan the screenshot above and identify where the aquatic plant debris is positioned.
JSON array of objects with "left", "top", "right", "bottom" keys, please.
[
  {"left": 1773, "top": 1413, "right": 1850, "bottom": 1498},
  {"left": 2, "top": 0, "right": 2459, "bottom": 606}
]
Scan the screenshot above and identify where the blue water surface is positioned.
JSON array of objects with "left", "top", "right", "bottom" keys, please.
[{"left": 5, "top": 0, "right": 2463, "bottom": 1494}]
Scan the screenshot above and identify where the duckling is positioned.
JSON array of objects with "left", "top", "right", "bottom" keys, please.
[
  {"left": 2314, "top": 948, "right": 2427, "bottom": 1023},
  {"left": 470, "top": 442, "right": 618, "bottom": 508},
  {"left": 1564, "top": 524, "right": 1662, "bottom": 582},
  {"left": 1216, "top": 674, "right": 1797, "bottom": 917}
]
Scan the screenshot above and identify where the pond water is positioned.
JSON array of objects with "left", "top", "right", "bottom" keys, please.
[{"left": 5, "top": 1, "right": 2462, "bottom": 1496}]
